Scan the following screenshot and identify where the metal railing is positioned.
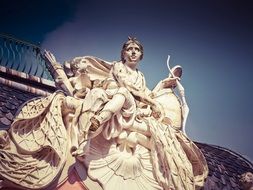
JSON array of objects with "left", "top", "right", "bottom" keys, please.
[{"left": 0, "top": 33, "right": 53, "bottom": 80}]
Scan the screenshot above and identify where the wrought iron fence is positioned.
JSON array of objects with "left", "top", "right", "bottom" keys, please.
[{"left": 0, "top": 33, "right": 53, "bottom": 80}]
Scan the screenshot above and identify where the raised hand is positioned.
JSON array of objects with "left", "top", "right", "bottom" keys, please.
[
  {"left": 162, "top": 76, "right": 180, "bottom": 88},
  {"left": 151, "top": 103, "right": 163, "bottom": 120},
  {"left": 44, "top": 50, "right": 57, "bottom": 64}
]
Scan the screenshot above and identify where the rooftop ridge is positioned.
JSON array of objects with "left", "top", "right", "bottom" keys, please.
[
  {"left": 195, "top": 141, "right": 253, "bottom": 168},
  {"left": 0, "top": 65, "right": 56, "bottom": 96}
]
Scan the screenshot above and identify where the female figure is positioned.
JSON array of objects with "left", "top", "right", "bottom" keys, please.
[
  {"left": 43, "top": 37, "right": 209, "bottom": 190},
  {"left": 76, "top": 37, "right": 208, "bottom": 190}
]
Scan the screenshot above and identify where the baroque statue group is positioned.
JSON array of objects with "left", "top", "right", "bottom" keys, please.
[{"left": 0, "top": 37, "right": 208, "bottom": 190}]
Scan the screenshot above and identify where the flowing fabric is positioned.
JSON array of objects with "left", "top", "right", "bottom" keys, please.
[{"left": 148, "top": 117, "right": 208, "bottom": 190}]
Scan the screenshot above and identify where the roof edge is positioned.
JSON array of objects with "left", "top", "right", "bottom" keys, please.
[
  {"left": 194, "top": 141, "right": 253, "bottom": 168},
  {"left": 0, "top": 65, "right": 56, "bottom": 96}
]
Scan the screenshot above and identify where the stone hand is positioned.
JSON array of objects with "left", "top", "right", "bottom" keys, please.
[
  {"left": 44, "top": 50, "right": 57, "bottom": 64},
  {"left": 162, "top": 76, "right": 180, "bottom": 88},
  {"left": 151, "top": 104, "right": 162, "bottom": 119}
]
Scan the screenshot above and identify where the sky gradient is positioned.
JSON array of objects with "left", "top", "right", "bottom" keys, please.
[{"left": 1, "top": 0, "right": 253, "bottom": 160}]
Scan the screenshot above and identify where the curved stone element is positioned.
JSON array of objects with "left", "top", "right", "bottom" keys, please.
[
  {"left": 0, "top": 92, "right": 69, "bottom": 189},
  {"left": 84, "top": 133, "right": 162, "bottom": 190}
]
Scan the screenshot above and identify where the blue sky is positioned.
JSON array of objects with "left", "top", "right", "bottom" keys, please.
[{"left": 1, "top": 0, "right": 253, "bottom": 160}]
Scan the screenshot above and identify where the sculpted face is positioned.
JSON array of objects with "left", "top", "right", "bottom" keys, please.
[{"left": 123, "top": 43, "right": 142, "bottom": 68}]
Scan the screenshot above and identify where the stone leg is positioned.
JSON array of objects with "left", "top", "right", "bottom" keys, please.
[{"left": 90, "top": 87, "right": 131, "bottom": 130}]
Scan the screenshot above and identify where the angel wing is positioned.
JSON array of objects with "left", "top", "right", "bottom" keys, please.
[
  {"left": 0, "top": 92, "right": 68, "bottom": 189},
  {"left": 11, "top": 92, "right": 67, "bottom": 158},
  {"left": 62, "top": 56, "right": 114, "bottom": 99},
  {"left": 64, "top": 56, "right": 113, "bottom": 81}
]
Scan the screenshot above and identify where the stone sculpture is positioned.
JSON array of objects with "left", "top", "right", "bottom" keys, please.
[{"left": 0, "top": 37, "right": 208, "bottom": 190}]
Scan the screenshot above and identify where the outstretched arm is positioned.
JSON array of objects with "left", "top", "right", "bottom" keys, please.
[
  {"left": 125, "top": 87, "right": 163, "bottom": 120},
  {"left": 44, "top": 50, "right": 57, "bottom": 64}
]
